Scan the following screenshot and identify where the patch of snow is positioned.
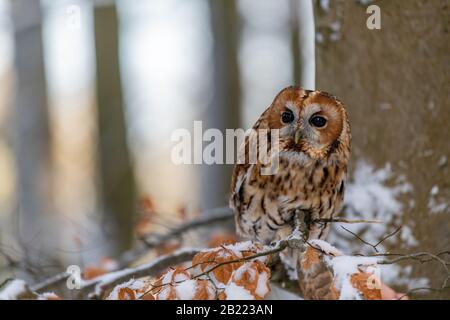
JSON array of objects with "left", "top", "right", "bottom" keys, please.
[
  {"left": 255, "top": 270, "right": 270, "bottom": 297},
  {"left": 330, "top": 256, "right": 380, "bottom": 277},
  {"left": 339, "top": 277, "right": 361, "bottom": 300},
  {"left": 344, "top": 161, "right": 410, "bottom": 223},
  {"left": 329, "top": 32, "right": 340, "bottom": 42},
  {"left": 90, "top": 268, "right": 133, "bottom": 297},
  {"left": 224, "top": 282, "right": 254, "bottom": 300},
  {"left": 175, "top": 279, "right": 197, "bottom": 300},
  {"left": 37, "top": 292, "right": 60, "bottom": 300},
  {"left": 0, "top": 279, "right": 28, "bottom": 300},
  {"left": 329, "top": 160, "right": 414, "bottom": 250},
  {"left": 206, "top": 241, "right": 269, "bottom": 264},
  {"left": 86, "top": 247, "right": 202, "bottom": 297},
  {"left": 327, "top": 159, "right": 438, "bottom": 290},
  {"left": 430, "top": 185, "right": 439, "bottom": 196},
  {"left": 309, "top": 239, "right": 343, "bottom": 257},
  {"left": 158, "top": 286, "right": 170, "bottom": 300},
  {"left": 234, "top": 264, "right": 257, "bottom": 283},
  {"left": 356, "top": 0, "right": 374, "bottom": 5},
  {"left": 107, "top": 278, "right": 146, "bottom": 300},
  {"left": 319, "top": 0, "right": 330, "bottom": 12},
  {"left": 381, "top": 264, "right": 430, "bottom": 289},
  {"left": 315, "top": 32, "right": 324, "bottom": 44},
  {"left": 223, "top": 241, "right": 264, "bottom": 253},
  {"left": 173, "top": 272, "right": 190, "bottom": 283},
  {"left": 429, "top": 201, "right": 449, "bottom": 214},
  {"left": 328, "top": 255, "right": 380, "bottom": 300},
  {"left": 438, "top": 155, "right": 448, "bottom": 167},
  {"left": 400, "top": 226, "right": 418, "bottom": 247},
  {"left": 428, "top": 185, "right": 449, "bottom": 215},
  {"left": 330, "top": 21, "right": 341, "bottom": 32}
]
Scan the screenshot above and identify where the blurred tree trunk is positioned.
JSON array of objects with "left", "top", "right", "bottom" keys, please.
[
  {"left": 290, "top": 0, "right": 301, "bottom": 86},
  {"left": 290, "top": 0, "right": 316, "bottom": 89},
  {"left": 202, "top": 0, "right": 241, "bottom": 211},
  {"left": 10, "top": 0, "right": 52, "bottom": 252},
  {"left": 94, "top": 4, "right": 136, "bottom": 253}
]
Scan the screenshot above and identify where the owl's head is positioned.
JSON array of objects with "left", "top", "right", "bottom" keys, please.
[{"left": 258, "top": 86, "right": 350, "bottom": 160}]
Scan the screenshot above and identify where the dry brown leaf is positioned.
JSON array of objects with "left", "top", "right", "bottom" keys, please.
[
  {"left": 83, "top": 256, "right": 118, "bottom": 280},
  {"left": 192, "top": 247, "right": 242, "bottom": 285},
  {"left": 350, "top": 272, "right": 382, "bottom": 300},
  {"left": 151, "top": 267, "right": 191, "bottom": 298},
  {"left": 231, "top": 260, "right": 271, "bottom": 299},
  {"left": 117, "top": 287, "right": 137, "bottom": 300},
  {"left": 107, "top": 278, "right": 155, "bottom": 300},
  {"left": 83, "top": 266, "right": 107, "bottom": 280},
  {"left": 192, "top": 279, "right": 217, "bottom": 300},
  {"left": 153, "top": 268, "right": 217, "bottom": 300}
]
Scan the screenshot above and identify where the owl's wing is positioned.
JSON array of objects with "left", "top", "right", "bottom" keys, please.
[
  {"left": 229, "top": 162, "right": 250, "bottom": 213},
  {"left": 229, "top": 129, "right": 254, "bottom": 212},
  {"left": 230, "top": 108, "right": 270, "bottom": 212}
]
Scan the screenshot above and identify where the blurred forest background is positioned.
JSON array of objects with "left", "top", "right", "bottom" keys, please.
[{"left": 0, "top": 0, "right": 449, "bottom": 298}]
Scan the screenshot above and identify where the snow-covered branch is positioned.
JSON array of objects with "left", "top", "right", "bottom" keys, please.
[
  {"left": 83, "top": 248, "right": 201, "bottom": 299},
  {"left": 2, "top": 206, "right": 450, "bottom": 300}
]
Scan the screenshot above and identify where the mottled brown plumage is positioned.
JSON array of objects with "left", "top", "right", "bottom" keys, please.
[{"left": 230, "top": 86, "right": 350, "bottom": 244}]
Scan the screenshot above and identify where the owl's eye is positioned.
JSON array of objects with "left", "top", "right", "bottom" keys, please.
[
  {"left": 281, "top": 110, "right": 295, "bottom": 124},
  {"left": 310, "top": 115, "right": 327, "bottom": 128}
]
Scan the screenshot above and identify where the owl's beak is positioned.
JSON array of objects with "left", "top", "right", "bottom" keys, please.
[{"left": 294, "top": 130, "right": 302, "bottom": 144}]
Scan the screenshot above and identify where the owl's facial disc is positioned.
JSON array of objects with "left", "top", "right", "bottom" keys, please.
[
  {"left": 263, "top": 87, "right": 348, "bottom": 159},
  {"left": 298, "top": 94, "right": 346, "bottom": 158}
]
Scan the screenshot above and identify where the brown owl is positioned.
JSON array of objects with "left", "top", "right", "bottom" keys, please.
[{"left": 230, "top": 86, "right": 350, "bottom": 244}]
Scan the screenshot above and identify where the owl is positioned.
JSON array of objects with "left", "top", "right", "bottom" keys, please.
[{"left": 230, "top": 86, "right": 350, "bottom": 244}]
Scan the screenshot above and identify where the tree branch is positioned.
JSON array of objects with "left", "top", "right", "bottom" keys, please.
[
  {"left": 340, "top": 225, "right": 402, "bottom": 253},
  {"left": 29, "top": 207, "right": 233, "bottom": 294},
  {"left": 82, "top": 248, "right": 201, "bottom": 299},
  {"left": 121, "top": 207, "right": 233, "bottom": 266}
]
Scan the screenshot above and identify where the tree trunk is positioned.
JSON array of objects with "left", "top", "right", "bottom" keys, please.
[
  {"left": 202, "top": 0, "right": 242, "bottom": 211},
  {"left": 94, "top": 4, "right": 136, "bottom": 253},
  {"left": 290, "top": 0, "right": 301, "bottom": 86},
  {"left": 10, "top": 0, "right": 52, "bottom": 253}
]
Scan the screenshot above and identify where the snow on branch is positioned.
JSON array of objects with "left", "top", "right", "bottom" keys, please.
[
  {"left": 83, "top": 247, "right": 201, "bottom": 299},
  {"left": 1, "top": 207, "right": 450, "bottom": 300}
]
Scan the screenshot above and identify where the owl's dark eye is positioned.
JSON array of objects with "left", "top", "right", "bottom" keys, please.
[
  {"left": 281, "top": 110, "right": 295, "bottom": 124},
  {"left": 310, "top": 115, "right": 327, "bottom": 128}
]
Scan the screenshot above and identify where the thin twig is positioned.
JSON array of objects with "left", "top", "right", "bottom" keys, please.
[
  {"left": 340, "top": 226, "right": 379, "bottom": 252},
  {"left": 139, "top": 207, "right": 233, "bottom": 248},
  {"left": 122, "top": 207, "right": 233, "bottom": 266},
  {"left": 340, "top": 225, "right": 402, "bottom": 253},
  {"left": 84, "top": 248, "right": 201, "bottom": 299},
  {"left": 313, "top": 218, "right": 383, "bottom": 224},
  {"left": 377, "top": 252, "right": 450, "bottom": 273},
  {"left": 29, "top": 207, "right": 233, "bottom": 294},
  {"left": 8, "top": 205, "right": 450, "bottom": 301},
  {"left": 373, "top": 226, "right": 402, "bottom": 249},
  {"left": 143, "top": 240, "right": 291, "bottom": 295},
  {"left": 191, "top": 242, "right": 288, "bottom": 280}
]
